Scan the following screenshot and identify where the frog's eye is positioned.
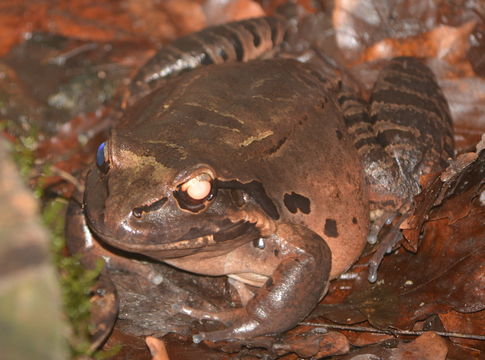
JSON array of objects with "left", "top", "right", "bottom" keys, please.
[
  {"left": 175, "top": 173, "right": 217, "bottom": 212},
  {"left": 96, "top": 142, "right": 109, "bottom": 173},
  {"left": 182, "top": 176, "right": 212, "bottom": 200}
]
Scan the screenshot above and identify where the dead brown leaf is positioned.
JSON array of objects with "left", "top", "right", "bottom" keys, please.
[
  {"left": 146, "top": 336, "right": 170, "bottom": 360},
  {"left": 332, "top": 0, "right": 481, "bottom": 62},
  {"left": 335, "top": 332, "right": 448, "bottom": 360},
  {"left": 105, "top": 329, "right": 152, "bottom": 360},
  {"left": 315, "top": 150, "right": 485, "bottom": 332},
  {"left": 353, "top": 21, "right": 477, "bottom": 70},
  {"left": 272, "top": 327, "right": 349, "bottom": 358},
  {"left": 468, "top": 21, "right": 485, "bottom": 76},
  {"left": 203, "top": 0, "right": 265, "bottom": 25},
  {"left": 257, "top": 0, "right": 317, "bottom": 15},
  {"left": 440, "top": 311, "right": 485, "bottom": 352},
  {"left": 0, "top": 0, "right": 271, "bottom": 57}
]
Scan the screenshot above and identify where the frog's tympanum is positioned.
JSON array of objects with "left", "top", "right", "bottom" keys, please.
[{"left": 66, "top": 15, "right": 454, "bottom": 343}]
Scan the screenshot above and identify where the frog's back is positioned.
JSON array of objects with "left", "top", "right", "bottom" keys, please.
[{"left": 117, "top": 58, "right": 369, "bottom": 277}]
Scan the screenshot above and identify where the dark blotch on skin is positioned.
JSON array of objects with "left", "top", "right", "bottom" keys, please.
[
  {"left": 266, "top": 17, "right": 281, "bottom": 45},
  {"left": 228, "top": 32, "right": 244, "bottom": 61},
  {"left": 352, "top": 217, "right": 358, "bottom": 224},
  {"left": 284, "top": 192, "right": 311, "bottom": 214},
  {"left": 242, "top": 22, "right": 261, "bottom": 47},
  {"left": 336, "top": 129, "right": 343, "bottom": 140},
  {"left": 217, "top": 179, "right": 280, "bottom": 220},
  {"left": 211, "top": 26, "right": 244, "bottom": 61},
  {"left": 324, "top": 218, "right": 339, "bottom": 238},
  {"left": 201, "top": 52, "right": 214, "bottom": 65},
  {"left": 218, "top": 47, "right": 229, "bottom": 61}
]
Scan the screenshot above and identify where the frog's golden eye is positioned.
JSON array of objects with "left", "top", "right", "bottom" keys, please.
[
  {"left": 175, "top": 173, "right": 217, "bottom": 212},
  {"left": 182, "top": 175, "right": 212, "bottom": 200}
]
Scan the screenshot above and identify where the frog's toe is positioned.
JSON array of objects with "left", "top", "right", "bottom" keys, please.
[
  {"left": 367, "top": 233, "right": 378, "bottom": 245},
  {"left": 192, "top": 330, "right": 227, "bottom": 344},
  {"left": 367, "top": 223, "right": 403, "bottom": 282},
  {"left": 368, "top": 212, "right": 396, "bottom": 244},
  {"left": 192, "top": 333, "right": 204, "bottom": 344}
]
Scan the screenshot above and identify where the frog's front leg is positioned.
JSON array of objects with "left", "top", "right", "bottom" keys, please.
[{"left": 170, "top": 223, "right": 331, "bottom": 343}]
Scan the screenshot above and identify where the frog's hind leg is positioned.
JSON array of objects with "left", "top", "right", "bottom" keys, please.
[
  {"left": 339, "top": 82, "right": 405, "bottom": 282},
  {"left": 125, "top": 16, "right": 288, "bottom": 105},
  {"left": 340, "top": 57, "right": 454, "bottom": 281},
  {"left": 368, "top": 57, "right": 455, "bottom": 206},
  {"left": 341, "top": 57, "right": 454, "bottom": 212},
  {"left": 338, "top": 84, "right": 404, "bottom": 213}
]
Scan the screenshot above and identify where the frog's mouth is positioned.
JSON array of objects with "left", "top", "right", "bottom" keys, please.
[{"left": 85, "top": 204, "right": 260, "bottom": 259}]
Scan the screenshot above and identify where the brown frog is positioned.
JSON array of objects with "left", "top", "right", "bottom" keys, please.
[{"left": 66, "top": 15, "right": 454, "bottom": 343}]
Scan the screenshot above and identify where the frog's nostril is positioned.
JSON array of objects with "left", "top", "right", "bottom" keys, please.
[
  {"left": 132, "top": 208, "right": 142, "bottom": 218},
  {"left": 132, "top": 197, "right": 168, "bottom": 218}
]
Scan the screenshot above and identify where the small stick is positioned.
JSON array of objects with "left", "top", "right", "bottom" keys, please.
[{"left": 299, "top": 322, "right": 485, "bottom": 341}]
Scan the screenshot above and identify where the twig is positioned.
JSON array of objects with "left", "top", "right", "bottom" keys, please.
[
  {"left": 49, "top": 166, "right": 84, "bottom": 194},
  {"left": 299, "top": 322, "right": 485, "bottom": 341}
]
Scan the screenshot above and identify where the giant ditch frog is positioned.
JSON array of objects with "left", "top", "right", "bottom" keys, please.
[{"left": 66, "top": 15, "right": 454, "bottom": 343}]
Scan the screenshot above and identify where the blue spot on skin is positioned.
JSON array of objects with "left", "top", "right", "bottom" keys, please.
[{"left": 96, "top": 142, "right": 106, "bottom": 167}]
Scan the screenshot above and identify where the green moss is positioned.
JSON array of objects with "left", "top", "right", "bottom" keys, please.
[
  {"left": 45, "top": 199, "right": 96, "bottom": 356},
  {"left": 46, "top": 198, "right": 120, "bottom": 359},
  {"left": 2, "top": 120, "right": 43, "bottom": 197}
]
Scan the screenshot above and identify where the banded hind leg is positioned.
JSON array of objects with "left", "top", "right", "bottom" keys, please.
[
  {"left": 340, "top": 57, "right": 454, "bottom": 281},
  {"left": 125, "top": 16, "right": 289, "bottom": 106}
]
